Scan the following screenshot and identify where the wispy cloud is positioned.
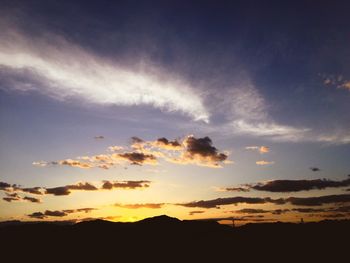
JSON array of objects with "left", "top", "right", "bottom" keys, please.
[
  {"left": 232, "top": 120, "right": 309, "bottom": 142},
  {"left": 0, "top": 24, "right": 209, "bottom": 122},
  {"left": 222, "top": 82, "right": 310, "bottom": 142}
]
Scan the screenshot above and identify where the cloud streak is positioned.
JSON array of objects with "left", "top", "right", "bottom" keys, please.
[
  {"left": 0, "top": 24, "right": 209, "bottom": 122},
  {"left": 27, "top": 207, "right": 97, "bottom": 219},
  {"left": 178, "top": 194, "right": 350, "bottom": 208},
  {"left": 1, "top": 180, "right": 152, "bottom": 200},
  {"left": 222, "top": 176, "right": 350, "bottom": 193},
  {"left": 114, "top": 203, "right": 164, "bottom": 209}
]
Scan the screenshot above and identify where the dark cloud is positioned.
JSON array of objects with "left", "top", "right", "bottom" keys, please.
[
  {"left": 310, "top": 167, "right": 321, "bottom": 172},
  {"left": 225, "top": 177, "right": 350, "bottom": 193},
  {"left": 320, "top": 213, "right": 348, "bottom": 218},
  {"left": 23, "top": 196, "right": 41, "bottom": 203},
  {"left": 179, "top": 194, "right": 350, "bottom": 208},
  {"left": 0, "top": 182, "right": 12, "bottom": 190},
  {"left": 178, "top": 197, "right": 269, "bottom": 209},
  {"left": 45, "top": 186, "right": 71, "bottom": 196},
  {"left": 156, "top": 137, "right": 181, "bottom": 149},
  {"left": 28, "top": 212, "right": 45, "bottom": 219},
  {"left": 223, "top": 187, "right": 250, "bottom": 192},
  {"left": 28, "top": 207, "right": 97, "bottom": 219},
  {"left": 118, "top": 152, "right": 157, "bottom": 165},
  {"left": 185, "top": 136, "right": 227, "bottom": 163},
  {"left": 292, "top": 208, "right": 328, "bottom": 213},
  {"left": 63, "top": 208, "right": 96, "bottom": 214},
  {"left": 253, "top": 178, "right": 350, "bottom": 192},
  {"left": 44, "top": 210, "right": 67, "bottom": 217},
  {"left": 115, "top": 203, "right": 164, "bottom": 209},
  {"left": 189, "top": 210, "right": 205, "bottom": 216},
  {"left": 3, "top": 197, "right": 19, "bottom": 202},
  {"left": 46, "top": 182, "right": 98, "bottom": 195},
  {"left": 331, "top": 205, "right": 350, "bottom": 213},
  {"left": 2, "top": 180, "right": 151, "bottom": 198},
  {"left": 66, "top": 182, "right": 98, "bottom": 191},
  {"left": 76, "top": 208, "right": 96, "bottom": 213},
  {"left": 2, "top": 192, "right": 40, "bottom": 203},
  {"left": 94, "top": 136, "right": 104, "bottom": 139},
  {"left": 286, "top": 194, "right": 350, "bottom": 206},
  {"left": 235, "top": 208, "right": 270, "bottom": 214},
  {"left": 234, "top": 208, "right": 289, "bottom": 215},
  {"left": 271, "top": 209, "right": 290, "bottom": 215},
  {"left": 20, "top": 187, "right": 43, "bottom": 195},
  {"left": 102, "top": 180, "right": 151, "bottom": 190}
]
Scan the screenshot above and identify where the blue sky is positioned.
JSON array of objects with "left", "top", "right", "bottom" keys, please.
[{"left": 0, "top": 0, "right": 350, "bottom": 223}]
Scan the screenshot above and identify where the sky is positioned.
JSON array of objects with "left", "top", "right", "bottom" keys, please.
[{"left": 1, "top": 0, "right": 350, "bottom": 225}]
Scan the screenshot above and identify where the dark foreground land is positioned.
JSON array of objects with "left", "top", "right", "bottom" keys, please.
[{"left": 1, "top": 215, "right": 348, "bottom": 261}]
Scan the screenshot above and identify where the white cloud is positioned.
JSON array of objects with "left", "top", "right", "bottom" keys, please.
[
  {"left": 229, "top": 82, "right": 268, "bottom": 121},
  {"left": 245, "top": 146, "right": 270, "bottom": 154},
  {"left": 232, "top": 120, "right": 309, "bottom": 141},
  {"left": 256, "top": 160, "right": 274, "bottom": 165},
  {"left": 0, "top": 28, "right": 209, "bottom": 122},
  {"left": 222, "top": 80, "right": 310, "bottom": 142},
  {"left": 316, "top": 133, "right": 350, "bottom": 145}
]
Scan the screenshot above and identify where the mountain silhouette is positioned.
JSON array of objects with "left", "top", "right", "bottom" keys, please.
[{"left": 0, "top": 215, "right": 348, "bottom": 261}]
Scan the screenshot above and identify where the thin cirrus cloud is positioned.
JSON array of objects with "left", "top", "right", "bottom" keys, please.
[
  {"left": 226, "top": 82, "right": 310, "bottom": 142},
  {"left": 33, "top": 135, "right": 231, "bottom": 169},
  {"left": 0, "top": 25, "right": 209, "bottom": 123},
  {"left": 221, "top": 176, "right": 350, "bottom": 193},
  {"left": 223, "top": 82, "right": 349, "bottom": 144}
]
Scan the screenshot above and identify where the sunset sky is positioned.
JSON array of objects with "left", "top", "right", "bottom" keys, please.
[{"left": 1, "top": 0, "right": 350, "bottom": 225}]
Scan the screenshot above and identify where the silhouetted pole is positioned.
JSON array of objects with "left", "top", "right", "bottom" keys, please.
[{"left": 232, "top": 218, "right": 235, "bottom": 228}]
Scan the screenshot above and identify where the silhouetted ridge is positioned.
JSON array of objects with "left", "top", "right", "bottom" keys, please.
[
  {"left": 137, "top": 214, "right": 180, "bottom": 224},
  {"left": 0, "top": 217, "right": 348, "bottom": 261}
]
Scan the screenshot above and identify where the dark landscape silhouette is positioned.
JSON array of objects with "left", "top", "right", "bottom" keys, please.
[{"left": 1, "top": 215, "right": 348, "bottom": 260}]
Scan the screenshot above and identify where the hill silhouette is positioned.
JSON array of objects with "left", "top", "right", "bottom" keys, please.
[{"left": 0, "top": 215, "right": 348, "bottom": 261}]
